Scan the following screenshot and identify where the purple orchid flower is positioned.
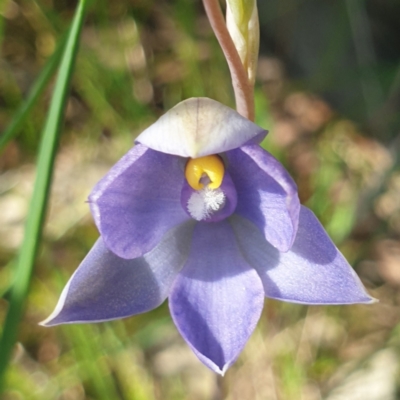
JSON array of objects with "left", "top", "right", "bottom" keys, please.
[{"left": 42, "top": 97, "right": 373, "bottom": 375}]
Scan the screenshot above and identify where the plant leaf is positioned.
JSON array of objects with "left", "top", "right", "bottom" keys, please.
[{"left": 0, "top": 0, "right": 88, "bottom": 390}]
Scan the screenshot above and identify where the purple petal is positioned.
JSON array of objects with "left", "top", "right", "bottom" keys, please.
[
  {"left": 136, "top": 98, "right": 266, "bottom": 158},
  {"left": 169, "top": 221, "right": 264, "bottom": 375},
  {"left": 89, "top": 144, "right": 190, "bottom": 259},
  {"left": 41, "top": 222, "right": 195, "bottom": 326},
  {"left": 231, "top": 207, "right": 374, "bottom": 304},
  {"left": 226, "top": 144, "right": 300, "bottom": 252}
]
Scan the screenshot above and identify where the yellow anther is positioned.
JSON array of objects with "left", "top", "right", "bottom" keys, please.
[{"left": 185, "top": 155, "right": 225, "bottom": 190}]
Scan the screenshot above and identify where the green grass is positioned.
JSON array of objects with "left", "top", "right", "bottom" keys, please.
[{"left": 0, "top": 0, "right": 89, "bottom": 390}]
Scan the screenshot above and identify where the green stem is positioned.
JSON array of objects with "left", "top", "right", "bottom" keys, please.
[{"left": 202, "top": 0, "right": 254, "bottom": 121}]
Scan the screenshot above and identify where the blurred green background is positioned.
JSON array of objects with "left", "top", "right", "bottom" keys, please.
[{"left": 1, "top": 0, "right": 400, "bottom": 399}]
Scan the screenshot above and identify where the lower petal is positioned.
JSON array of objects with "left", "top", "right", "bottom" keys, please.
[
  {"left": 41, "top": 222, "right": 194, "bottom": 326},
  {"left": 231, "top": 207, "right": 374, "bottom": 305},
  {"left": 169, "top": 221, "right": 264, "bottom": 375}
]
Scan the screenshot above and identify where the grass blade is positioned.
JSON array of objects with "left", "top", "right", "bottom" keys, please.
[
  {"left": 0, "top": 33, "right": 67, "bottom": 153},
  {"left": 0, "top": 0, "right": 88, "bottom": 391}
]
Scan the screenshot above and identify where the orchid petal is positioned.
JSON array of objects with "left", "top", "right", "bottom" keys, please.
[
  {"left": 41, "top": 222, "right": 195, "bottom": 326},
  {"left": 226, "top": 144, "right": 300, "bottom": 252},
  {"left": 136, "top": 98, "right": 266, "bottom": 158},
  {"left": 231, "top": 208, "right": 374, "bottom": 304},
  {"left": 169, "top": 221, "right": 264, "bottom": 375},
  {"left": 89, "top": 144, "right": 190, "bottom": 259}
]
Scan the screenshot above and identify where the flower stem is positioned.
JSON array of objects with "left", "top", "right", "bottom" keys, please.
[{"left": 202, "top": 0, "right": 255, "bottom": 121}]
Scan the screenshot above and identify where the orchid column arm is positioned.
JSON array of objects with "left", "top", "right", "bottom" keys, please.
[{"left": 202, "top": 0, "right": 255, "bottom": 121}]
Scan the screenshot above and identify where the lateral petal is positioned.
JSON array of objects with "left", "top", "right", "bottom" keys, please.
[
  {"left": 231, "top": 208, "right": 374, "bottom": 304},
  {"left": 89, "top": 144, "right": 190, "bottom": 259},
  {"left": 226, "top": 144, "right": 300, "bottom": 252},
  {"left": 41, "top": 222, "right": 194, "bottom": 326}
]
